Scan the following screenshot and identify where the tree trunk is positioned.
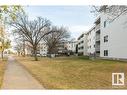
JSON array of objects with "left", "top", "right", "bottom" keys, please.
[
  {"left": 33, "top": 47, "right": 38, "bottom": 61},
  {"left": 1, "top": 51, "right": 4, "bottom": 59},
  {"left": 18, "top": 51, "right": 20, "bottom": 56}
]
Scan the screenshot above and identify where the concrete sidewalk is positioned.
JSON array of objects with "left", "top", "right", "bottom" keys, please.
[{"left": 1, "top": 56, "right": 44, "bottom": 89}]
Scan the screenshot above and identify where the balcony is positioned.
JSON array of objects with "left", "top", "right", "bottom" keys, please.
[
  {"left": 95, "top": 45, "right": 100, "bottom": 57},
  {"left": 95, "top": 46, "right": 100, "bottom": 51},
  {"left": 96, "top": 35, "right": 100, "bottom": 41},
  {"left": 96, "top": 52, "right": 100, "bottom": 57},
  {"left": 95, "top": 41, "right": 100, "bottom": 52}
]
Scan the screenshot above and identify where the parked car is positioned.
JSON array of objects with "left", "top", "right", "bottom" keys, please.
[{"left": 37, "top": 53, "right": 42, "bottom": 57}]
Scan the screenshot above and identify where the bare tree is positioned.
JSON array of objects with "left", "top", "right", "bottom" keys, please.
[
  {"left": 14, "top": 41, "right": 23, "bottom": 56},
  {"left": 91, "top": 5, "right": 127, "bottom": 22},
  {"left": 10, "top": 13, "right": 51, "bottom": 61},
  {"left": 43, "top": 26, "right": 70, "bottom": 55},
  {"left": 13, "top": 32, "right": 24, "bottom": 56}
]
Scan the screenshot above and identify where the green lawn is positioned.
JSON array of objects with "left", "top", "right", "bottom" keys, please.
[{"left": 16, "top": 56, "right": 127, "bottom": 89}]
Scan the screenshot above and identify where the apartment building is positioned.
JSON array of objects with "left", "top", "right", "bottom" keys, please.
[
  {"left": 25, "top": 39, "right": 77, "bottom": 56},
  {"left": 99, "top": 12, "right": 127, "bottom": 59},
  {"left": 77, "top": 27, "right": 96, "bottom": 56},
  {"left": 39, "top": 40, "right": 48, "bottom": 56},
  {"left": 77, "top": 33, "right": 88, "bottom": 55},
  {"left": 93, "top": 16, "right": 101, "bottom": 57},
  {"left": 65, "top": 41, "right": 77, "bottom": 53},
  {"left": 58, "top": 40, "right": 77, "bottom": 55},
  {"left": 86, "top": 26, "right": 96, "bottom": 56},
  {"left": 77, "top": 9, "right": 127, "bottom": 59},
  {"left": 25, "top": 40, "right": 48, "bottom": 57}
]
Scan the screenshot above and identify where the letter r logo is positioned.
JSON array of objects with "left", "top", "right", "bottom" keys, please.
[{"left": 112, "top": 73, "right": 124, "bottom": 86}]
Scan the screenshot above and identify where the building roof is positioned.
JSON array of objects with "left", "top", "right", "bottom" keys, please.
[
  {"left": 77, "top": 32, "right": 86, "bottom": 40},
  {"left": 86, "top": 26, "right": 95, "bottom": 34},
  {"left": 94, "top": 15, "right": 101, "bottom": 24}
]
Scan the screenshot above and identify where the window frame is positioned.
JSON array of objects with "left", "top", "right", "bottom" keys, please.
[
  {"left": 104, "top": 35, "right": 108, "bottom": 42},
  {"left": 104, "top": 50, "right": 108, "bottom": 56}
]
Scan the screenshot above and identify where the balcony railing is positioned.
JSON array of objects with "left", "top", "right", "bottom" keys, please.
[
  {"left": 96, "top": 35, "right": 100, "bottom": 41},
  {"left": 96, "top": 53, "right": 100, "bottom": 57},
  {"left": 95, "top": 44, "right": 100, "bottom": 51},
  {"left": 95, "top": 47, "right": 100, "bottom": 51}
]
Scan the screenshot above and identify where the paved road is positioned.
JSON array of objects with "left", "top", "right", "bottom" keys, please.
[{"left": 1, "top": 56, "right": 44, "bottom": 89}]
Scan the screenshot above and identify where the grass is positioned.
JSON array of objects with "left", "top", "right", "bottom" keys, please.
[
  {"left": 16, "top": 56, "right": 127, "bottom": 89},
  {"left": 0, "top": 58, "right": 7, "bottom": 88}
]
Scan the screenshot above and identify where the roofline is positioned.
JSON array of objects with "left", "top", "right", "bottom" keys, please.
[
  {"left": 86, "top": 26, "right": 95, "bottom": 34},
  {"left": 94, "top": 15, "right": 101, "bottom": 24}
]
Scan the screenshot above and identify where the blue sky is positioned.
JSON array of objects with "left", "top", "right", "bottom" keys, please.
[{"left": 25, "top": 6, "right": 95, "bottom": 39}]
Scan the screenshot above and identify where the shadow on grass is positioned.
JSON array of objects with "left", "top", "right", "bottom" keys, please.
[{"left": 77, "top": 56, "right": 89, "bottom": 60}]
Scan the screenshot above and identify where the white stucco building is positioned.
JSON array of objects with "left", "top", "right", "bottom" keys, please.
[
  {"left": 25, "top": 40, "right": 48, "bottom": 57},
  {"left": 77, "top": 33, "right": 88, "bottom": 55},
  {"left": 77, "top": 8, "right": 127, "bottom": 60},
  {"left": 58, "top": 40, "right": 77, "bottom": 55},
  {"left": 39, "top": 40, "right": 48, "bottom": 56},
  {"left": 65, "top": 41, "right": 77, "bottom": 53},
  {"left": 99, "top": 12, "right": 127, "bottom": 59},
  {"left": 86, "top": 26, "right": 96, "bottom": 56},
  {"left": 77, "top": 28, "right": 96, "bottom": 56},
  {"left": 25, "top": 39, "right": 77, "bottom": 56}
]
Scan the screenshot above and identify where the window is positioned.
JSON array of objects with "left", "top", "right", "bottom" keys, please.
[
  {"left": 81, "top": 46, "right": 84, "bottom": 49},
  {"left": 104, "top": 35, "right": 108, "bottom": 42},
  {"left": 104, "top": 21, "right": 106, "bottom": 28},
  {"left": 104, "top": 50, "right": 108, "bottom": 56},
  {"left": 104, "top": 20, "right": 111, "bottom": 28}
]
